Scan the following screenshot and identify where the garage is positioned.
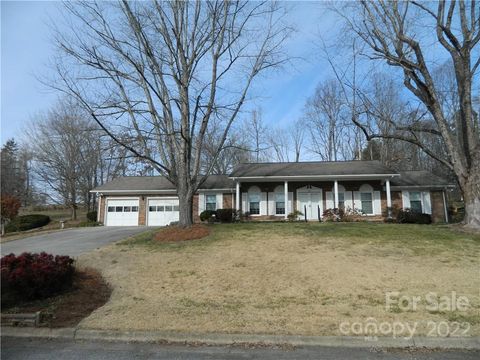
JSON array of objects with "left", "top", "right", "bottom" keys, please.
[
  {"left": 105, "top": 199, "right": 139, "bottom": 226},
  {"left": 147, "top": 198, "right": 180, "bottom": 226}
]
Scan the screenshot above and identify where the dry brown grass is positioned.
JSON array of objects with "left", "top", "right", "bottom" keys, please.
[{"left": 77, "top": 223, "right": 480, "bottom": 336}]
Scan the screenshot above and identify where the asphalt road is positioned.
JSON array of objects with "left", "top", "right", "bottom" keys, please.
[
  {"left": 0, "top": 226, "right": 149, "bottom": 257},
  {"left": 1, "top": 338, "right": 479, "bottom": 360}
]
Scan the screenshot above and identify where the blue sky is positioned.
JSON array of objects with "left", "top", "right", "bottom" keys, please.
[{"left": 1, "top": 1, "right": 340, "bottom": 144}]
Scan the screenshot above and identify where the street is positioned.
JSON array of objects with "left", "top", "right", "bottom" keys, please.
[{"left": 1, "top": 337, "right": 478, "bottom": 360}]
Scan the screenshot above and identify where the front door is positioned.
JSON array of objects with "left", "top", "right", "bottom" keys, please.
[{"left": 297, "top": 189, "right": 323, "bottom": 220}]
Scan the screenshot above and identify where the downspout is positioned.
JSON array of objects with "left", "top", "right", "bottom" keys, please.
[
  {"left": 442, "top": 189, "right": 449, "bottom": 223},
  {"left": 96, "top": 192, "right": 101, "bottom": 222}
]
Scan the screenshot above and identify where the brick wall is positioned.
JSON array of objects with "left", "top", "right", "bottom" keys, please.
[
  {"left": 98, "top": 196, "right": 106, "bottom": 224},
  {"left": 138, "top": 196, "right": 146, "bottom": 225},
  {"left": 222, "top": 192, "right": 234, "bottom": 209},
  {"left": 431, "top": 190, "right": 446, "bottom": 223}
]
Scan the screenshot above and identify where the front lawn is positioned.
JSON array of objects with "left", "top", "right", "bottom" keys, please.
[{"left": 77, "top": 223, "right": 480, "bottom": 336}]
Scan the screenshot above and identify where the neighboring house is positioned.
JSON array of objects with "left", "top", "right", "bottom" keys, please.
[{"left": 90, "top": 160, "right": 453, "bottom": 226}]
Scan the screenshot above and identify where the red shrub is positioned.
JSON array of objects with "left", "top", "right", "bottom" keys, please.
[
  {"left": 0, "top": 195, "right": 21, "bottom": 223},
  {"left": 1, "top": 252, "right": 75, "bottom": 306}
]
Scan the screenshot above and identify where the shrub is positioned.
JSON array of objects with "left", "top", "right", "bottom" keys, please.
[
  {"left": 287, "top": 210, "right": 303, "bottom": 221},
  {"left": 86, "top": 211, "right": 98, "bottom": 222},
  {"left": 215, "top": 208, "right": 237, "bottom": 223},
  {"left": 1, "top": 252, "right": 75, "bottom": 306},
  {"left": 322, "top": 208, "right": 344, "bottom": 222},
  {"left": 240, "top": 211, "right": 251, "bottom": 221},
  {"left": 0, "top": 195, "right": 21, "bottom": 223},
  {"left": 200, "top": 210, "right": 216, "bottom": 222},
  {"left": 5, "top": 214, "right": 50, "bottom": 233},
  {"left": 396, "top": 209, "right": 432, "bottom": 224}
]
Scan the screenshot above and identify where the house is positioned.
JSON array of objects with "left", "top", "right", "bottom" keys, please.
[{"left": 90, "top": 160, "right": 454, "bottom": 226}]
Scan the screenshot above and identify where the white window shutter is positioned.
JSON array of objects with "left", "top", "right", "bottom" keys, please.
[
  {"left": 242, "top": 193, "right": 247, "bottom": 213},
  {"left": 373, "top": 191, "right": 382, "bottom": 215},
  {"left": 260, "top": 192, "right": 267, "bottom": 215},
  {"left": 216, "top": 193, "right": 223, "bottom": 210},
  {"left": 198, "top": 193, "right": 205, "bottom": 214},
  {"left": 288, "top": 192, "right": 293, "bottom": 214},
  {"left": 344, "top": 191, "right": 353, "bottom": 211},
  {"left": 422, "top": 191, "right": 432, "bottom": 214},
  {"left": 402, "top": 191, "right": 410, "bottom": 209},
  {"left": 353, "top": 191, "right": 362, "bottom": 211},
  {"left": 326, "top": 191, "right": 334, "bottom": 209},
  {"left": 267, "top": 192, "right": 275, "bottom": 215}
]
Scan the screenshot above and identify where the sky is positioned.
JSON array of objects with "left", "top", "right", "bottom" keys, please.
[{"left": 1, "top": 1, "right": 340, "bottom": 145}]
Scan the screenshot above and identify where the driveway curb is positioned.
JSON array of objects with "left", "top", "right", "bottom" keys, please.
[{"left": 1, "top": 327, "right": 479, "bottom": 349}]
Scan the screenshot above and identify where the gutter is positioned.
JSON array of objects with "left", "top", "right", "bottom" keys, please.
[
  {"left": 229, "top": 174, "right": 400, "bottom": 181},
  {"left": 89, "top": 188, "right": 235, "bottom": 194}
]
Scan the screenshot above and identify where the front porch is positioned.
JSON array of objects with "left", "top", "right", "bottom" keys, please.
[{"left": 233, "top": 178, "right": 395, "bottom": 221}]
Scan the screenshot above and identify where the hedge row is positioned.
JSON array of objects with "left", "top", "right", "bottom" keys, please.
[{"left": 5, "top": 214, "right": 51, "bottom": 233}]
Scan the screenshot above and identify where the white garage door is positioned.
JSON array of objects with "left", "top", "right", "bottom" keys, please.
[
  {"left": 105, "top": 199, "right": 139, "bottom": 226},
  {"left": 147, "top": 198, "right": 179, "bottom": 226}
]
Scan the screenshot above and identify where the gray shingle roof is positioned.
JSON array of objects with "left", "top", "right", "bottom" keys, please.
[
  {"left": 391, "top": 171, "right": 453, "bottom": 188},
  {"left": 229, "top": 160, "right": 397, "bottom": 177},
  {"left": 91, "top": 175, "right": 234, "bottom": 192}
]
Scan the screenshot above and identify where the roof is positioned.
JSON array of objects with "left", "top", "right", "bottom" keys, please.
[
  {"left": 229, "top": 160, "right": 397, "bottom": 178},
  {"left": 91, "top": 164, "right": 454, "bottom": 193},
  {"left": 91, "top": 175, "right": 234, "bottom": 193},
  {"left": 391, "top": 171, "right": 454, "bottom": 188}
]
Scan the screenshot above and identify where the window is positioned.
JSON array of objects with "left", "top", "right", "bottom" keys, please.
[
  {"left": 275, "top": 193, "right": 285, "bottom": 215},
  {"left": 338, "top": 192, "right": 345, "bottom": 209},
  {"left": 173, "top": 205, "right": 179, "bottom": 211},
  {"left": 361, "top": 192, "right": 373, "bottom": 214},
  {"left": 409, "top": 192, "right": 422, "bottom": 213},
  {"left": 149, "top": 206, "right": 157, "bottom": 212},
  {"left": 115, "top": 206, "right": 123, "bottom": 212},
  {"left": 132, "top": 206, "right": 139, "bottom": 212},
  {"left": 206, "top": 194, "right": 217, "bottom": 211},
  {"left": 249, "top": 193, "right": 260, "bottom": 215},
  {"left": 124, "top": 206, "right": 131, "bottom": 212},
  {"left": 165, "top": 205, "right": 173, "bottom": 211},
  {"left": 108, "top": 206, "right": 115, "bottom": 212}
]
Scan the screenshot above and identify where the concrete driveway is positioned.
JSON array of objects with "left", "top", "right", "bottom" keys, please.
[{"left": 0, "top": 226, "right": 149, "bottom": 257}]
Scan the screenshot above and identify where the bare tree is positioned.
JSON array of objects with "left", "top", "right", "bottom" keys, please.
[
  {"left": 201, "top": 123, "right": 252, "bottom": 175},
  {"left": 52, "top": 1, "right": 290, "bottom": 227},
  {"left": 28, "top": 100, "right": 101, "bottom": 220},
  {"left": 291, "top": 119, "right": 305, "bottom": 162},
  {"left": 337, "top": 1, "right": 480, "bottom": 227},
  {"left": 245, "top": 108, "right": 271, "bottom": 162},
  {"left": 267, "top": 127, "right": 291, "bottom": 162},
  {"left": 304, "top": 79, "right": 352, "bottom": 160}
]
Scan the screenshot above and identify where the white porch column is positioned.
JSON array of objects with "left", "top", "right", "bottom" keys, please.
[
  {"left": 235, "top": 181, "right": 241, "bottom": 211},
  {"left": 386, "top": 179, "right": 392, "bottom": 218},
  {"left": 284, "top": 180, "right": 288, "bottom": 219},
  {"left": 334, "top": 180, "right": 339, "bottom": 209}
]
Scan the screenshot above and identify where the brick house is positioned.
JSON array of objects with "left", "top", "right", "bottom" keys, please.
[{"left": 91, "top": 160, "right": 453, "bottom": 226}]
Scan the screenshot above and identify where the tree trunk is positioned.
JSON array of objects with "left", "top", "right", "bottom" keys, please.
[
  {"left": 462, "top": 166, "right": 480, "bottom": 229},
  {"left": 71, "top": 205, "right": 77, "bottom": 221},
  {"left": 178, "top": 190, "right": 194, "bottom": 228}
]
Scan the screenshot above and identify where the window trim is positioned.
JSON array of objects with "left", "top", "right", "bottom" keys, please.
[
  {"left": 248, "top": 186, "right": 262, "bottom": 216},
  {"left": 205, "top": 193, "right": 217, "bottom": 212},
  {"left": 274, "top": 190, "right": 285, "bottom": 215},
  {"left": 409, "top": 191, "right": 423, "bottom": 213}
]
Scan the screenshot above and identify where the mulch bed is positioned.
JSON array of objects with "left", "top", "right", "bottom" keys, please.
[
  {"left": 154, "top": 224, "right": 211, "bottom": 243},
  {"left": 1, "top": 268, "right": 111, "bottom": 328}
]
